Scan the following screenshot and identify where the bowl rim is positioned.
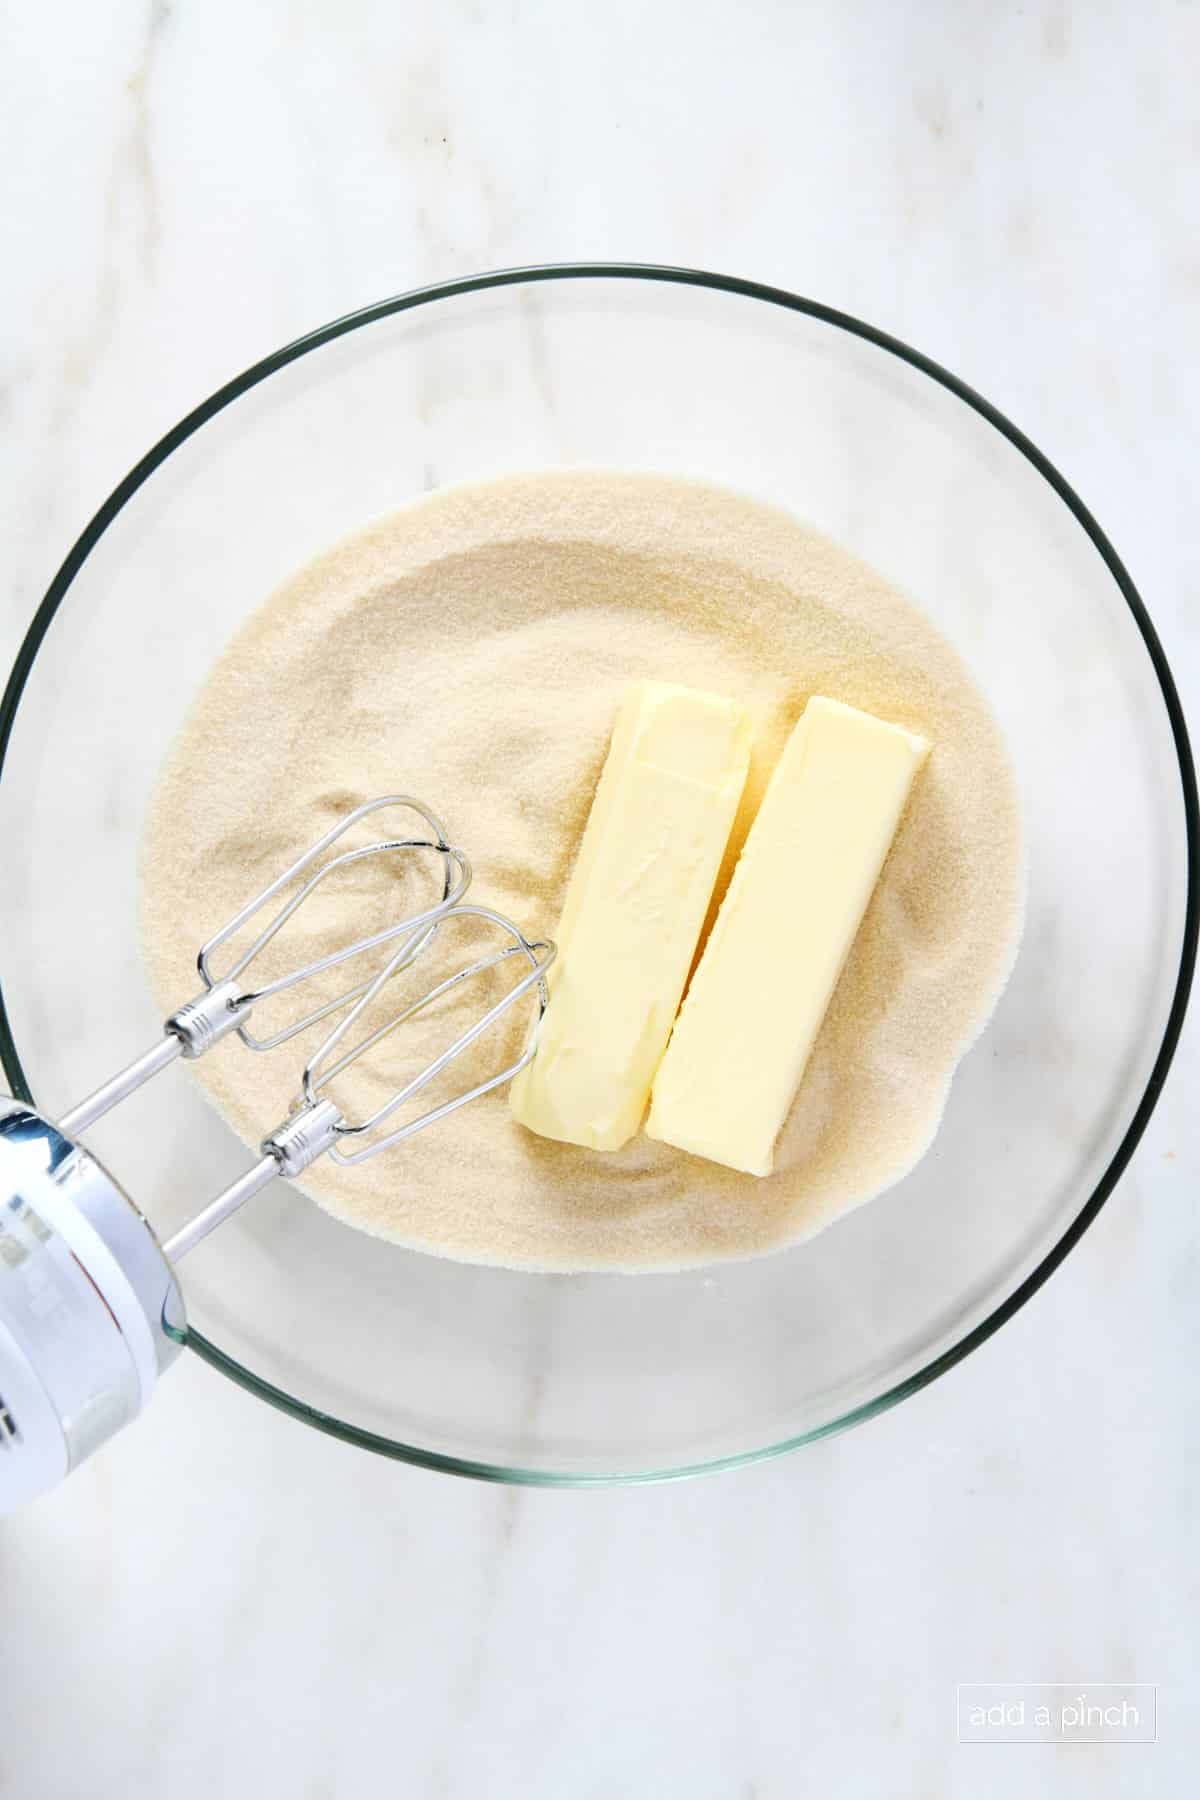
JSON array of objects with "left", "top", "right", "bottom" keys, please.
[{"left": 1, "top": 260, "right": 1196, "bottom": 1486}]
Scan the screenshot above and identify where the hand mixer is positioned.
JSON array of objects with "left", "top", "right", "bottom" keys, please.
[{"left": 0, "top": 796, "right": 554, "bottom": 1512}]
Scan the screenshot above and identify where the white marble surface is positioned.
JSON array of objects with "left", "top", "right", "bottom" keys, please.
[{"left": 2, "top": 3, "right": 1197, "bottom": 1795}]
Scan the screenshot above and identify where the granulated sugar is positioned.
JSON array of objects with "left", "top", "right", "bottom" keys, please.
[{"left": 141, "top": 471, "right": 1024, "bottom": 1271}]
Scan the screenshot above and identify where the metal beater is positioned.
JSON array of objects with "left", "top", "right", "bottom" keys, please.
[{"left": 0, "top": 796, "right": 554, "bottom": 1511}]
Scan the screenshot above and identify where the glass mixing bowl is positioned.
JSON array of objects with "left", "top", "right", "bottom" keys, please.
[{"left": 0, "top": 265, "right": 1195, "bottom": 1484}]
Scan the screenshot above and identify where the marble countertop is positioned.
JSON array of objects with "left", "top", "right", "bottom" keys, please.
[{"left": 2, "top": 3, "right": 1196, "bottom": 1795}]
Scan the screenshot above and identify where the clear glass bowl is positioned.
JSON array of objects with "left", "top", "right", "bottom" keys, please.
[{"left": 0, "top": 265, "right": 1194, "bottom": 1484}]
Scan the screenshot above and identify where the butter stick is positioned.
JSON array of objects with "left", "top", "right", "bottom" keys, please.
[
  {"left": 510, "top": 681, "right": 751, "bottom": 1151},
  {"left": 646, "top": 696, "right": 930, "bottom": 1176}
]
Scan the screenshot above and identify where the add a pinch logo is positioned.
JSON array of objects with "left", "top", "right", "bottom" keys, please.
[{"left": 957, "top": 1684, "right": 1156, "bottom": 1743}]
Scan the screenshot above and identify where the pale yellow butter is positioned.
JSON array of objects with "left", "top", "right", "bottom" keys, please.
[
  {"left": 646, "top": 696, "right": 931, "bottom": 1176},
  {"left": 510, "top": 680, "right": 751, "bottom": 1151}
]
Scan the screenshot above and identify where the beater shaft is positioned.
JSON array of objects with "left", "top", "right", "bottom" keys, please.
[
  {"left": 161, "top": 1156, "right": 279, "bottom": 1262},
  {"left": 162, "top": 1097, "right": 344, "bottom": 1261},
  {"left": 59, "top": 1035, "right": 183, "bottom": 1137}
]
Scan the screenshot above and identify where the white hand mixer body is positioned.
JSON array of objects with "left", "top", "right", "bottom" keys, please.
[{"left": 0, "top": 797, "right": 554, "bottom": 1512}]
